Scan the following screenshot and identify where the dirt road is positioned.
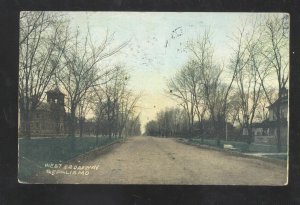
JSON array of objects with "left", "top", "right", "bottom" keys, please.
[{"left": 52, "top": 136, "right": 287, "bottom": 185}]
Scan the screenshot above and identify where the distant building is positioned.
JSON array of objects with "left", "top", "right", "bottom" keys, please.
[
  {"left": 252, "top": 88, "right": 288, "bottom": 145},
  {"left": 19, "top": 87, "right": 69, "bottom": 137}
]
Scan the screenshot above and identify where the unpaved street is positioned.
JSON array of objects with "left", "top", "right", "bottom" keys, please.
[{"left": 52, "top": 136, "right": 287, "bottom": 185}]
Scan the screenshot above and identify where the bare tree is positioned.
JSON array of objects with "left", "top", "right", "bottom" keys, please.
[
  {"left": 55, "top": 28, "right": 128, "bottom": 150},
  {"left": 118, "top": 90, "right": 141, "bottom": 138},
  {"left": 234, "top": 52, "right": 263, "bottom": 143},
  {"left": 122, "top": 113, "right": 141, "bottom": 137},
  {"left": 167, "top": 30, "right": 229, "bottom": 141},
  {"left": 19, "top": 11, "right": 68, "bottom": 138},
  {"left": 93, "top": 90, "right": 107, "bottom": 144},
  {"left": 255, "top": 87, "right": 277, "bottom": 122},
  {"left": 259, "top": 14, "right": 289, "bottom": 151},
  {"left": 96, "top": 66, "right": 127, "bottom": 138},
  {"left": 234, "top": 21, "right": 274, "bottom": 143},
  {"left": 225, "top": 15, "right": 288, "bottom": 149},
  {"left": 186, "top": 30, "right": 230, "bottom": 142},
  {"left": 77, "top": 90, "right": 96, "bottom": 137},
  {"left": 177, "top": 28, "right": 251, "bottom": 144},
  {"left": 227, "top": 90, "right": 243, "bottom": 127},
  {"left": 93, "top": 66, "right": 141, "bottom": 139},
  {"left": 145, "top": 120, "right": 159, "bottom": 136},
  {"left": 145, "top": 107, "right": 188, "bottom": 137},
  {"left": 185, "top": 30, "right": 216, "bottom": 135},
  {"left": 167, "top": 61, "right": 200, "bottom": 135}
]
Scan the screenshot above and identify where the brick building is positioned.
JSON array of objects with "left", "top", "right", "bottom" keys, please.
[{"left": 19, "top": 87, "right": 68, "bottom": 137}]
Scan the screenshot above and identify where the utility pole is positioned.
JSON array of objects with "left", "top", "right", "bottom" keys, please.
[{"left": 225, "top": 122, "right": 228, "bottom": 141}]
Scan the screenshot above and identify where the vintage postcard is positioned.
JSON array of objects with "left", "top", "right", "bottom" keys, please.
[{"left": 18, "top": 12, "right": 289, "bottom": 185}]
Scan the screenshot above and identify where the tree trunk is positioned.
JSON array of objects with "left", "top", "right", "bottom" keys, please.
[
  {"left": 96, "top": 133, "right": 99, "bottom": 146},
  {"left": 118, "top": 129, "right": 122, "bottom": 138},
  {"left": 69, "top": 108, "right": 76, "bottom": 151},
  {"left": 79, "top": 118, "right": 84, "bottom": 138},
  {"left": 276, "top": 103, "right": 281, "bottom": 152},
  {"left": 109, "top": 128, "right": 112, "bottom": 139},
  {"left": 247, "top": 126, "right": 253, "bottom": 145},
  {"left": 25, "top": 110, "right": 31, "bottom": 139},
  {"left": 216, "top": 115, "right": 221, "bottom": 147},
  {"left": 95, "top": 123, "right": 100, "bottom": 146}
]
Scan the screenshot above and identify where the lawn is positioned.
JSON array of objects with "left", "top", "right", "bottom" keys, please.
[
  {"left": 188, "top": 138, "right": 288, "bottom": 160},
  {"left": 18, "top": 136, "right": 119, "bottom": 181}
]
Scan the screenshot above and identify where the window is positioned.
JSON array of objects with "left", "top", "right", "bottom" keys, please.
[{"left": 269, "top": 128, "right": 276, "bottom": 136}]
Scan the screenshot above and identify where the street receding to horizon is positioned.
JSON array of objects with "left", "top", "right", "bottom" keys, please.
[{"left": 43, "top": 136, "right": 287, "bottom": 185}]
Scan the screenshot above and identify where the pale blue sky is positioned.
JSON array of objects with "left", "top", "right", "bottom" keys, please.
[{"left": 60, "top": 12, "right": 285, "bottom": 131}]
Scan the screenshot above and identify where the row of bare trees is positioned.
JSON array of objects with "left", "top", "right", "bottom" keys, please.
[
  {"left": 93, "top": 66, "right": 141, "bottom": 141},
  {"left": 19, "top": 12, "right": 141, "bottom": 149},
  {"left": 167, "top": 29, "right": 236, "bottom": 144},
  {"left": 164, "top": 14, "right": 288, "bottom": 150},
  {"left": 145, "top": 108, "right": 189, "bottom": 137}
]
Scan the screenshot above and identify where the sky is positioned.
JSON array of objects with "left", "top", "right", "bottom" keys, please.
[{"left": 60, "top": 12, "right": 287, "bottom": 132}]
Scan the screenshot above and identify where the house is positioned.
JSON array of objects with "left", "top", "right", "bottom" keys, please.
[
  {"left": 252, "top": 88, "right": 288, "bottom": 145},
  {"left": 19, "top": 87, "right": 68, "bottom": 137}
]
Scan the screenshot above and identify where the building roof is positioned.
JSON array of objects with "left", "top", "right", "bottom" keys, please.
[
  {"left": 267, "top": 95, "right": 288, "bottom": 109},
  {"left": 46, "top": 87, "right": 65, "bottom": 96},
  {"left": 267, "top": 87, "right": 288, "bottom": 109}
]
